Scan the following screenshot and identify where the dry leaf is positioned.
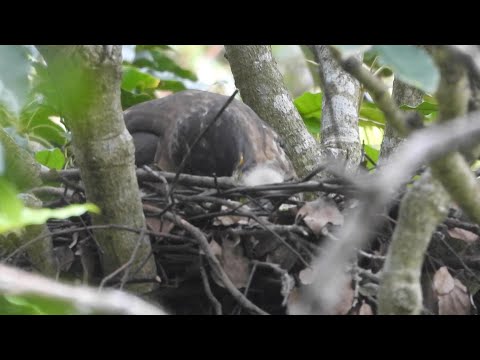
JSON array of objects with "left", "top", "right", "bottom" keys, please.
[
  {"left": 358, "top": 302, "right": 373, "bottom": 315},
  {"left": 296, "top": 198, "right": 344, "bottom": 236},
  {"left": 146, "top": 217, "right": 174, "bottom": 233},
  {"left": 209, "top": 237, "right": 250, "bottom": 289},
  {"left": 433, "top": 266, "right": 455, "bottom": 295},
  {"left": 447, "top": 227, "right": 479, "bottom": 243},
  {"left": 433, "top": 267, "right": 471, "bottom": 315},
  {"left": 212, "top": 205, "right": 249, "bottom": 226},
  {"left": 208, "top": 239, "right": 223, "bottom": 258}
]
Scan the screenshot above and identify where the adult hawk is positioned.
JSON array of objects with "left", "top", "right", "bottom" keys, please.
[{"left": 124, "top": 90, "right": 296, "bottom": 185}]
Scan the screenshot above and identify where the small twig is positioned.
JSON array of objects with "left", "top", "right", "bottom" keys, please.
[
  {"left": 357, "top": 249, "right": 385, "bottom": 261},
  {"left": 199, "top": 256, "right": 222, "bottom": 315},
  {"left": 160, "top": 210, "right": 269, "bottom": 315},
  {"left": 232, "top": 261, "right": 259, "bottom": 315},
  {"left": 2, "top": 223, "right": 190, "bottom": 263},
  {"left": 184, "top": 199, "right": 310, "bottom": 268},
  {"left": 99, "top": 228, "right": 146, "bottom": 290}
]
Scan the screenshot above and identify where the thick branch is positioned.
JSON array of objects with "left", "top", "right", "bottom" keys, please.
[
  {"left": 36, "top": 45, "right": 157, "bottom": 292},
  {"left": 224, "top": 45, "right": 323, "bottom": 178},
  {"left": 309, "top": 45, "right": 363, "bottom": 170}
]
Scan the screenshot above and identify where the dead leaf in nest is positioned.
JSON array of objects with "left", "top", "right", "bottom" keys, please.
[
  {"left": 53, "top": 246, "right": 75, "bottom": 272},
  {"left": 209, "top": 237, "right": 250, "bottom": 289},
  {"left": 358, "top": 302, "right": 374, "bottom": 315},
  {"left": 433, "top": 267, "right": 471, "bottom": 315},
  {"left": 433, "top": 266, "right": 455, "bottom": 295},
  {"left": 208, "top": 239, "right": 223, "bottom": 258},
  {"left": 296, "top": 198, "right": 344, "bottom": 236},
  {"left": 447, "top": 227, "right": 479, "bottom": 243},
  {"left": 146, "top": 217, "right": 174, "bottom": 233}
]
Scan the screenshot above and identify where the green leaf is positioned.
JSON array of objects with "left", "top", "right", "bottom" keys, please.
[
  {"left": 0, "top": 294, "right": 78, "bottom": 315},
  {"left": 20, "top": 103, "right": 69, "bottom": 147},
  {"left": 136, "top": 45, "right": 174, "bottom": 52},
  {"left": 122, "top": 66, "right": 160, "bottom": 92},
  {"left": 359, "top": 102, "right": 386, "bottom": 126},
  {"left": 373, "top": 45, "right": 439, "bottom": 94},
  {"left": 0, "top": 143, "right": 4, "bottom": 175},
  {"left": 121, "top": 89, "right": 155, "bottom": 109},
  {"left": 294, "top": 92, "right": 322, "bottom": 119},
  {"left": 0, "top": 177, "right": 22, "bottom": 228},
  {"left": 294, "top": 92, "right": 323, "bottom": 136},
  {"left": 333, "top": 45, "right": 373, "bottom": 57},
  {"left": 157, "top": 79, "right": 187, "bottom": 92},
  {"left": 0, "top": 187, "right": 100, "bottom": 234},
  {"left": 0, "top": 46, "right": 30, "bottom": 114},
  {"left": 359, "top": 123, "right": 384, "bottom": 148},
  {"left": 19, "top": 203, "right": 100, "bottom": 226},
  {"left": 363, "top": 144, "right": 380, "bottom": 169},
  {"left": 35, "top": 148, "right": 65, "bottom": 170},
  {"left": 303, "top": 117, "right": 321, "bottom": 135},
  {"left": 134, "top": 49, "right": 197, "bottom": 81}
]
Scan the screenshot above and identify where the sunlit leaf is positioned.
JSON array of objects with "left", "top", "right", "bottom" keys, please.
[
  {"left": 359, "top": 123, "right": 384, "bottom": 147},
  {"left": 363, "top": 144, "right": 380, "bottom": 169},
  {"left": 0, "top": 177, "right": 23, "bottom": 228},
  {"left": 0, "top": 191, "right": 100, "bottom": 233},
  {"left": 294, "top": 92, "right": 322, "bottom": 119},
  {"left": 360, "top": 102, "right": 385, "bottom": 125},
  {"left": 0, "top": 143, "right": 4, "bottom": 175},
  {"left": 35, "top": 148, "right": 65, "bottom": 170},
  {"left": 122, "top": 66, "right": 160, "bottom": 92}
]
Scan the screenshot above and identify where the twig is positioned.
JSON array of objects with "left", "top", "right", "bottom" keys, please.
[
  {"left": 160, "top": 210, "right": 269, "bottom": 315},
  {"left": 199, "top": 256, "right": 222, "bottom": 315},
  {"left": 2, "top": 224, "right": 191, "bottom": 262},
  {"left": 99, "top": 228, "right": 147, "bottom": 290}
]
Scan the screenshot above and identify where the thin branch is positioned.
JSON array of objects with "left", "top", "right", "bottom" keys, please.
[
  {"left": 0, "top": 264, "right": 165, "bottom": 315},
  {"left": 199, "top": 257, "right": 222, "bottom": 315},
  {"left": 160, "top": 209, "right": 269, "bottom": 315},
  {"left": 99, "top": 227, "right": 146, "bottom": 290}
]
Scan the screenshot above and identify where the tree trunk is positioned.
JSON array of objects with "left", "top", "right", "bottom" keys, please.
[
  {"left": 309, "top": 45, "right": 363, "bottom": 171},
  {"left": 36, "top": 45, "right": 157, "bottom": 293},
  {"left": 224, "top": 45, "right": 323, "bottom": 179}
]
